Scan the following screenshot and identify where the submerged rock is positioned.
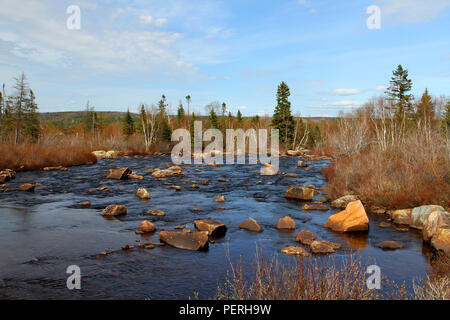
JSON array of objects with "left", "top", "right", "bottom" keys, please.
[
  {"left": 43, "top": 166, "right": 67, "bottom": 171},
  {"left": 136, "top": 188, "right": 151, "bottom": 200},
  {"left": 239, "top": 218, "right": 264, "bottom": 233},
  {"left": 159, "top": 230, "right": 209, "bottom": 251},
  {"left": 283, "top": 173, "right": 297, "bottom": 178},
  {"left": 285, "top": 186, "right": 315, "bottom": 201},
  {"left": 281, "top": 246, "right": 310, "bottom": 257},
  {"left": 106, "top": 167, "right": 132, "bottom": 180},
  {"left": 331, "top": 195, "right": 359, "bottom": 209},
  {"left": 295, "top": 230, "right": 316, "bottom": 245},
  {"left": 324, "top": 200, "right": 369, "bottom": 232},
  {"left": 194, "top": 219, "right": 227, "bottom": 237},
  {"left": 129, "top": 173, "right": 144, "bottom": 180},
  {"left": 310, "top": 241, "right": 342, "bottom": 254},
  {"left": 276, "top": 216, "right": 296, "bottom": 230},
  {"left": 297, "top": 161, "right": 308, "bottom": 168},
  {"left": 377, "top": 241, "right": 403, "bottom": 250},
  {"left": 302, "top": 204, "right": 329, "bottom": 211},
  {"left": 214, "top": 195, "right": 226, "bottom": 203},
  {"left": 146, "top": 209, "right": 165, "bottom": 216},
  {"left": 17, "top": 184, "right": 35, "bottom": 192},
  {"left": 101, "top": 205, "right": 127, "bottom": 217},
  {"left": 136, "top": 220, "right": 156, "bottom": 234}
]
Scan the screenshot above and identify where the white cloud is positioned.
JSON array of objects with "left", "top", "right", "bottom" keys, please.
[
  {"left": 139, "top": 15, "right": 168, "bottom": 27},
  {"left": 331, "top": 88, "right": 361, "bottom": 95},
  {"left": 373, "top": 85, "right": 387, "bottom": 91},
  {"left": 377, "top": 0, "right": 450, "bottom": 24}
]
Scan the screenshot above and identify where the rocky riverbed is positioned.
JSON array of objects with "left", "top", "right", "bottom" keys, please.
[{"left": 0, "top": 155, "right": 437, "bottom": 299}]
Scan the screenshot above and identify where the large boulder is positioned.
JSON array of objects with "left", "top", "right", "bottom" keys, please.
[
  {"left": 390, "top": 209, "right": 412, "bottom": 226},
  {"left": 136, "top": 220, "right": 156, "bottom": 234},
  {"left": 422, "top": 209, "right": 450, "bottom": 242},
  {"left": 106, "top": 167, "right": 132, "bottom": 180},
  {"left": 194, "top": 219, "right": 227, "bottom": 237},
  {"left": 410, "top": 205, "right": 446, "bottom": 230},
  {"left": 331, "top": 195, "right": 359, "bottom": 209},
  {"left": 239, "top": 218, "right": 264, "bottom": 233},
  {"left": 324, "top": 200, "right": 369, "bottom": 232},
  {"left": 136, "top": 188, "right": 151, "bottom": 200},
  {"left": 260, "top": 164, "right": 280, "bottom": 176},
  {"left": 101, "top": 205, "right": 127, "bottom": 217},
  {"left": 276, "top": 216, "right": 296, "bottom": 230},
  {"left": 310, "top": 241, "right": 342, "bottom": 254},
  {"left": 431, "top": 228, "right": 450, "bottom": 255},
  {"left": 285, "top": 186, "right": 315, "bottom": 201},
  {"left": 160, "top": 230, "right": 209, "bottom": 251},
  {"left": 281, "top": 246, "right": 310, "bottom": 257},
  {"left": 296, "top": 230, "right": 316, "bottom": 245}
]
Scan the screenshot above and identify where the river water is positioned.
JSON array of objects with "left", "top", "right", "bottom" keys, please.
[{"left": 0, "top": 156, "right": 433, "bottom": 299}]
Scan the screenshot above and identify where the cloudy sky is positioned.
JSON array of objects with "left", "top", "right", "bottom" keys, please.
[{"left": 0, "top": 0, "right": 449, "bottom": 116}]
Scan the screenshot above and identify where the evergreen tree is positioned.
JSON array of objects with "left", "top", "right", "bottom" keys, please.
[
  {"left": 25, "top": 89, "right": 40, "bottom": 141},
  {"left": 177, "top": 101, "right": 185, "bottom": 126},
  {"left": 385, "top": 65, "right": 414, "bottom": 120},
  {"left": 190, "top": 112, "right": 198, "bottom": 145},
  {"left": 415, "top": 89, "right": 435, "bottom": 123},
  {"left": 221, "top": 102, "right": 227, "bottom": 117},
  {"left": 209, "top": 108, "right": 219, "bottom": 129},
  {"left": 157, "top": 95, "right": 172, "bottom": 141},
  {"left": 251, "top": 115, "right": 260, "bottom": 127},
  {"left": 237, "top": 110, "right": 243, "bottom": 123},
  {"left": 308, "top": 124, "right": 322, "bottom": 148},
  {"left": 271, "top": 81, "right": 295, "bottom": 146},
  {"left": 122, "top": 109, "right": 135, "bottom": 137},
  {"left": 227, "top": 111, "right": 234, "bottom": 129},
  {"left": 443, "top": 100, "right": 450, "bottom": 129}
]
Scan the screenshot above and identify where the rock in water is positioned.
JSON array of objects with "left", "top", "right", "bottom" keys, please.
[
  {"left": 194, "top": 219, "right": 227, "bottom": 237},
  {"left": 160, "top": 231, "right": 209, "bottom": 251},
  {"left": 283, "top": 173, "right": 297, "bottom": 178},
  {"left": 390, "top": 209, "right": 413, "bottom": 226},
  {"left": 324, "top": 200, "right": 369, "bottom": 232},
  {"left": 17, "top": 184, "right": 35, "bottom": 192},
  {"left": 302, "top": 204, "right": 329, "bottom": 211},
  {"left": 260, "top": 164, "right": 280, "bottom": 176},
  {"left": 285, "top": 186, "right": 315, "bottom": 201},
  {"left": 101, "top": 205, "right": 127, "bottom": 217},
  {"left": 239, "top": 218, "right": 264, "bottom": 233},
  {"left": 106, "top": 167, "right": 131, "bottom": 180},
  {"left": 295, "top": 230, "right": 316, "bottom": 245},
  {"left": 214, "top": 195, "right": 226, "bottom": 203},
  {"left": 331, "top": 195, "right": 359, "bottom": 209},
  {"left": 43, "top": 166, "right": 68, "bottom": 171},
  {"left": 146, "top": 209, "right": 166, "bottom": 216},
  {"left": 287, "top": 150, "right": 301, "bottom": 156},
  {"left": 297, "top": 161, "right": 308, "bottom": 168},
  {"left": 281, "top": 246, "right": 310, "bottom": 257},
  {"left": 377, "top": 241, "right": 403, "bottom": 250},
  {"left": 136, "top": 220, "right": 156, "bottom": 234},
  {"left": 136, "top": 188, "right": 151, "bottom": 200},
  {"left": 310, "top": 241, "right": 342, "bottom": 254},
  {"left": 276, "top": 216, "right": 296, "bottom": 230}
]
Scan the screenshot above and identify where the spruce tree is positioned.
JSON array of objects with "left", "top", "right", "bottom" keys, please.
[
  {"left": 123, "top": 109, "right": 135, "bottom": 137},
  {"left": 237, "top": 110, "right": 243, "bottom": 123},
  {"left": 271, "top": 81, "right": 295, "bottom": 147},
  {"left": 415, "top": 89, "right": 435, "bottom": 123},
  {"left": 209, "top": 108, "right": 218, "bottom": 129},
  {"left": 177, "top": 101, "right": 185, "bottom": 126},
  {"left": 25, "top": 89, "right": 40, "bottom": 141},
  {"left": 385, "top": 65, "right": 413, "bottom": 120}
]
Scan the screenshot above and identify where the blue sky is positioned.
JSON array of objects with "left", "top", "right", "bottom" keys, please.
[{"left": 0, "top": 0, "right": 449, "bottom": 117}]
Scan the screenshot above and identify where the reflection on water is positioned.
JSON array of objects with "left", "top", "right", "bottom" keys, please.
[{"left": 0, "top": 156, "right": 433, "bottom": 299}]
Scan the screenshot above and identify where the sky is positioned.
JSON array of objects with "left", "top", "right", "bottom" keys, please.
[{"left": 0, "top": 0, "right": 449, "bottom": 117}]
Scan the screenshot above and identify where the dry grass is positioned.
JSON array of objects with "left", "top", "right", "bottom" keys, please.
[
  {"left": 322, "top": 130, "right": 450, "bottom": 210},
  {"left": 216, "top": 250, "right": 398, "bottom": 300},
  {"left": 413, "top": 254, "right": 450, "bottom": 300}
]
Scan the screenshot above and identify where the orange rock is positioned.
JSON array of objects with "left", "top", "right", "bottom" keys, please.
[
  {"left": 80, "top": 201, "right": 91, "bottom": 207},
  {"left": 324, "top": 200, "right": 369, "bottom": 232},
  {"left": 276, "top": 216, "right": 296, "bottom": 230},
  {"left": 136, "top": 220, "right": 156, "bottom": 234},
  {"left": 214, "top": 195, "right": 226, "bottom": 203}
]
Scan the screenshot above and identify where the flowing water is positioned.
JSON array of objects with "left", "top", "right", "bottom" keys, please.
[{"left": 0, "top": 156, "right": 434, "bottom": 299}]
